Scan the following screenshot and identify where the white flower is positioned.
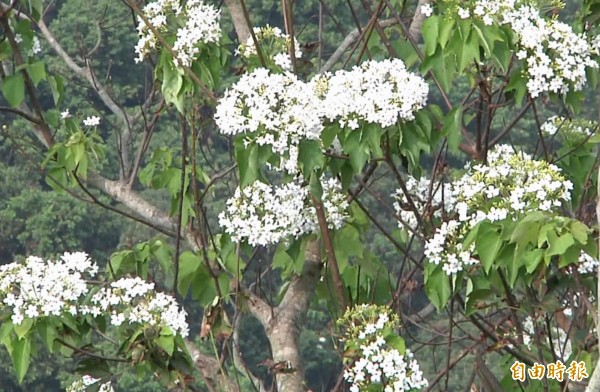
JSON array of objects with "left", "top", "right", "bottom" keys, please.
[
  {"left": 134, "top": 0, "right": 221, "bottom": 67},
  {"left": 578, "top": 251, "right": 598, "bottom": 274},
  {"left": 66, "top": 376, "right": 114, "bottom": 392},
  {"left": 392, "top": 176, "right": 454, "bottom": 230},
  {"left": 238, "top": 25, "right": 302, "bottom": 66},
  {"left": 83, "top": 116, "right": 100, "bottom": 126},
  {"left": 29, "top": 37, "right": 42, "bottom": 56},
  {"left": 459, "top": 1, "right": 598, "bottom": 96},
  {"left": 218, "top": 178, "right": 348, "bottom": 246},
  {"left": 420, "top": 3, "right": 433, "bottom": 17},
  {"left": 458, "top": 7, "right": 470, "bottom": 19},
  {"left": 215, "top": 69, "right": 323, "bottom": 174},
  {"left": 312, "top": 59, "right": 428, "bottom": 128},
  {"left": 61, "top": 109, "right": 71, "bottom": 119},
  {"left": 423, "top": 145, "right": 572, "bottom": 276}
]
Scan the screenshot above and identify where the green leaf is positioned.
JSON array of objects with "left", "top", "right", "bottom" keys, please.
[
  {"left": 441, "top": 107, "right": 463, "bottom": 152},
  {"left": 424, "top": 263, "right": 451, "bottom": 310},
  {"left": 13, "top": 319, "right": 33, "bottom": 340},
  {"left": 524, "top": 248, "right": 544, "bottom": 273},
  {"left": 508, "top": 244, "right": 525, "bottom": 287},
  {"left": 386, "top": 335, "right": 406, "bottom": 354},
  {"left": 47, "top": 75, "right": 64, "bottom": 105},
  {"left": 506, "top": 70, "right": 527, "bottom": 106},
  {"left": 2, "top": 74, "right": 25, "bottom": 108},
  {"left": 472, "top": 24, "right": 492, "bottom": 57},
  {"left": 546, "top": 232, "right": 575, "bottom": 257},
  {"left": 156, "top": 335, "right": 175, "bottom": 356},
  {"left": 438, "top": 18, "right": 455, "bottom": 50},
  {"left": 309, "top": 171, "right": 323, "bottom": 200},
  {"left": 422, "top": 15, "right": 439, "bottom": 56},
  {"left": 0, "top": 321, "right": 13, "bottom": 346},
  {"left": 27, "top": 61, "right": 46, "bottom": 87},
  {"left": 476, "top": 224, "right": 503, "bottom": 273},
  {"left": 569, "top": 220, "right": 590, "bottom": 245},
  {"left": 332, "top": 225, "right": 363, "bottom": 273},
  {"left": 11, "top": 337, "right": 31, "bottom": 383},
  {"left": 511, "top": 217, "right": 543, "bottom": 247},
  {"left": 298, "top": 139, "right": 324, "bottom": 174},
  {"left": 459, "top": 31, "right": 480, "bottom": 71},
  {"left": 177, "top": 251, "right": 201, "bottom": 297},
  {"left": 559, "top": 244, "right": 580, "bottom": 268},
  {"left": 161, "top": 60, "right": 185, "bottom": 113},
  {"left": 37, "top": 321, "right": 58, "bottom": 353},
  {"left": 236, "top": 143, "right": 259, "bottom": 188}
]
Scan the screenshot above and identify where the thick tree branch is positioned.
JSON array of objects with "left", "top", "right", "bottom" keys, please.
[
  {"left": 36, "top": 17, "right": 134, "bottom": 177},
  {"left": 186, "top": 341, "right": 241, "bottom": 392},
  {"left": 408, "top": 0, "right": 431, "bottom": 43},
  {"left": 320, "top": 18, "right": 397, "bottom": 73},
  {"left": 224, "top": 0, "right": 251, "bottom": 44},
  {"left": 266, "top": 239, "right": 323, "bottom": 392}
]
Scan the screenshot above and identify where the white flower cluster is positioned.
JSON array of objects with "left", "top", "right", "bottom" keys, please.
[
  {"left": 0, "top": 252, "right": 97, "bottom": 325},
  {"left": 420, "top": 4, "right": 433, "bottom": 18},
  {"left": 521, "top": 316, "right": 572, "bottom": 360},
  {"left": 541, "top": 116, "right": 596, "bottom": 139},
  {"left": 392, "top": 176, "right": 454, "bottom": 229},
  {"left": 578, "top": 251, "right": 598, "bottom": 274},
  {"left": 14, "top": 34, "right": 42, "bottom": 56},
  {"left": 424, "top": 220, "right": 478, "bottom": 275},
  {"left": 453, "top": 145, "right": 572, "bottom": 225},
  {"left": 424, "top": 145, "right": 572, "bottom": 275},
  {"left": 218, "top": 178, "right": 348, "bottom": 246},
  {"left": 83, "top": 116, "right": 101, "bottom": 127},
  {"left": 66, "top": 375, "right": 113, "bottom": 392},
  {"left": 215, "top": 68, "right": 323, "bottom": 174},
  {"left": 134, "top": 0, "right": 221, "bottom": 67},
  {"left": 437, "top": 0, "right": 598, "bottom": 97},
  {"left": 84, "top": 277, "right": 189, "bottom": 337},
  {"left": 341, "top": 306, "right": 428, "bottom": 392},
  {"left": 313, "top": 59, "right": 429, "bottom": 129},
  {"left": 0, "top": 253, "right": 189, "bottom": 337},
  {"left": 237, "top": 25, "right": 302, "bottom": 71}
]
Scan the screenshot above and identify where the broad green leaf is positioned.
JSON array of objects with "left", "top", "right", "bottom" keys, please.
[
  {"left": 508, "top": 244, "right": 525, "bottom": 287},
  {"left": 333, "top": 224, "right": 363, "bottom": 273},
  {"left": 47, "top": 75, "right": 64, "bottom": 105},
  {"left": 422, "top": 15, "right": 439, "bottom": 56},
  {"left": 298, "top": 139, "right": 324, "bottom": 174},
  {"left": 37, "top": 321, "right": 58, "bottom": 353},
  {"left": 13, "top": 318, "right": 33, "bottom": 340},
  {"left": 236, "top": 143, "right": 259, "bottom": 188},
  {"left": 524, "top": 248, "right": 544, "bottom": 273},
  {"left": 177, "top": 251, "right": 201, "bottom": 297},
  {"left": 0, "top": 320, "right": 13, "bottom": 346},
  {"left": 424, "top": 263, "right": 451, "bottom": 310},
  {"left": 156, "top": 335, "right": 175, "bottom": 356},
  {"left": 27, "top": 61, "right": 46, "bottom": 86},
  {"left": 510, "top": 218, "right": 542, "bottom": 247},
  {"left": 472, "top": 24, "right": 492, "bottom": 57},
  {"left": 476, "top": 225, "right": 503, "bottom": 273},
  {"left": 309, "top": 171, "right": 323, "bottom": 200},
  {"left": 386, "top": 335, "right": 406, "bottom": 354},
  {"left": 2, "top": 74, "right": 25, "bottom": 108},
  {"left": 11, "top": 337, "right": 31, "bottom": 383},
  {"left": 559, "top": 244, "right": 580, "bottom": 268},
  {"left": 459, "top": 31, "right": 480, "bottom": 71},
  {"left": 441, "top": 107, "right": 463, "bottom": 152},
  {"left": 546, "top": 232, "right": 575, "bottom": 257},
  {"left": 438, "top": 18, "right": 455, "bottom": 50},
  {"left": 505, "top": 70, "right": 527, "bottom": 106},
  {"left": 569, "top": 220, "right": 590, "bottom": 244}
]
